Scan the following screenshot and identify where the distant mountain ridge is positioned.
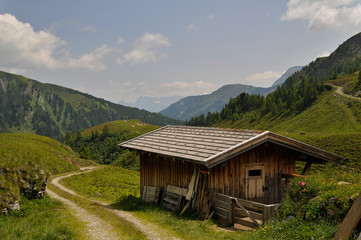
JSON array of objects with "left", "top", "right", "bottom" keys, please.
[
  {"left": 0, "top": 71, "right": 181, "bottom": 139},
  {"left": 160, "top": 66, "right": 302, "bottom": 121},
  {"left": 272, "top": 66, "right": 303, "bottom": 87},
  {"left": 118, "top": 95, "right": 183, "bottom": 113}
]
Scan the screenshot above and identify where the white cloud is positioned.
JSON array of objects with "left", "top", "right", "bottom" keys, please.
[
  {"left": 207, "top": 14, "right": 214, "bottom": 20},
  {"left": 0, "top": 13, "right": 120, "bottom": 71},
  {"left": 281, "top": 0, "right": 361, "bottom": 32},
  {"left": 83, "top": 24, "right": 98, "bottom": 32},
  {"left": 118, "top": 33, "right": 170, "bottom": 66},
  {"left": 117, "top": 36, "right": 125, "bottom": 44},
  {"left": 187, "top": 24, "right": 196, "bottom": 32},
  {"left": 66, "top": 44, "right": 121, "bottom": 70},
  {"left": 317, "top": 51, "right": 331, "bottom": 58},
  {"left": 246, "top": 71, "right": 285, "bottom": 87}
]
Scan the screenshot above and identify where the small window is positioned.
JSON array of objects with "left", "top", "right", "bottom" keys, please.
[{"left": 249, "top": 169, "right": 262, "bottom": 177}]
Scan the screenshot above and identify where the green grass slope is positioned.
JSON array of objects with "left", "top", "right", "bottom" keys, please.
[
  {"left": 0, "top": 133, "right": 93, "bottom": 210},
  {"left": 217, "top": 87, "right": 361, "bottom": 134},
  {"left": 0, "top": 133, "right": 90, "bottom": 173},
  {"left": 81, "top": 119, "right": 160, "bottom": 138}
]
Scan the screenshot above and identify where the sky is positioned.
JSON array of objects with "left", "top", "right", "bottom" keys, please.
[{"left": 1, "top": 0, "right": 361, "bottom": 103}]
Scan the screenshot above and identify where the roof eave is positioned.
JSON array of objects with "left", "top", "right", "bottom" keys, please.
[
  {"left": 267, "top": 132, "right": 343, "bottom": 163},
  {"left": 204, "top": 131, "right": 270, "bottom": 168}
]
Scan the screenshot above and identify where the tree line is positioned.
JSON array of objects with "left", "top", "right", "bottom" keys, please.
[{"left": 186, "top": 76, "right": 329, "bottom": 127}]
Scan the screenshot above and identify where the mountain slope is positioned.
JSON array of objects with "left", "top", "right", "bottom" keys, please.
[
  {"left": 160, "top": 66, "right": 302, "bottom": 121},
  {"left": 187, "top": 32, "right": 361, "bottom": 130},
  {"left": 214, "top": 86, "right": 361, "bottom": 133},
  {"left": 286, "top": 32, "right": 361, "bottom": 86},
  {"left": 0, "top": 133, "right": 92, "bottom": 210},
  {"left": 0, "top": 71, "right": 181, "bottom": 139},
  {"left": 160, "top": 84, "right": 274, "bottom": 121},
  {"left": 118, "top": 95, "right": 183, "bottom": 113},
  {"left": 272, "top": 66, "right": 303, "bottom": 87}
]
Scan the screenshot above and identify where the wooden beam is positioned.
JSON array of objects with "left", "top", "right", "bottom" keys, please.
[
  {"left": 333, "top": 192, "right": 361, "bottom": 240},
  {"left": 301, "top": 162, "right": 312, "bottom": 175}
]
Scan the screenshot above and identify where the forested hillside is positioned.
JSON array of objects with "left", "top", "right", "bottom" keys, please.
[
  {"left": 64, "top": 119, "right": 159, "bottom": 169},
  {"left": 0, "top": 71, "right": 181, "bottom": 139},
  {"left": 160, "top": 66, "right": 301, "bottom": 121}
]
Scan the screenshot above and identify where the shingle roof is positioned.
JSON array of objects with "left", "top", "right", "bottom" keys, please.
[{"left": 119, "top": 125, "right": 343, "bottom": 167}]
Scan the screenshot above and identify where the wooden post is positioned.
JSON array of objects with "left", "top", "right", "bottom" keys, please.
[
  {"left": 334, "top": 192, "right": 361, "bottom": 240},
  {"left": 263, "top": 205, "right": 276, "bottom": 223},
  {"left": 228, "top": 197, "right": 235, "bottom": 224},
  {"left": 301, "top": 162, "right": 312, "bottom": 175}
]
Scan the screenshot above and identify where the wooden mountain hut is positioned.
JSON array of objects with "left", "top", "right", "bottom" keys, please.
[{"left": 119, "top": 125, "right": 343, "bottom": 227}]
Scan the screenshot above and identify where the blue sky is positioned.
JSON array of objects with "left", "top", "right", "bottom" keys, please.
[{"left": 1, "top": 0, "right": 361, "bottom": 102}]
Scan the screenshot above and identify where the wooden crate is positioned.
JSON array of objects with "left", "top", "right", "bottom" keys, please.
[
  {"left": 161, "top": 185, "right": 187, "bottom": 211},
  {"left": 142, "top": 186, "right": 161, "bottom": 203}
]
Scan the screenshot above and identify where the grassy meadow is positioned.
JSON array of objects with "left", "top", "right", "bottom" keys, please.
[
  {"left": 80, "top": 119, "right": 160, "bottom": 138},
  {"left": 0, "top": 196, "right": 83, "bottom": 240},
  {"left": 0, "top": 133, "right": 94, "bottom": 240},
  {"left": 0, "top": 133, "right": 92, "bottom": 173}
]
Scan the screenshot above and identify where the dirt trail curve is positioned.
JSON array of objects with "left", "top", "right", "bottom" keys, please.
[
  {"left": 47, "top": 167, "right": 180, "bottom": 240},
  {"left": 329, "top": 84, "right": 361, "bottom": 101}
]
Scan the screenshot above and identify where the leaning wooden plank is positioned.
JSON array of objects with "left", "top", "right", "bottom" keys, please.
[
  {"left": 233, "top": 198, "right": 260, "bottom": 227},
  {"left": 236, "top": 198, "right": 264, "bottom": 212},
  {"left": 186, "top": 168, "right": 197, "bottom": 200},
  {"left": 235, "top": 207, "right": 263, "bottom": 221},
  {"left": 334, "top": 192, "right": 361, "bottom": 240},
  {"left": 180, "top": 201, "right": 190, "bottom": 215},
  {"left": 301, "top": 162, "right": 313, "bottom": 175}
]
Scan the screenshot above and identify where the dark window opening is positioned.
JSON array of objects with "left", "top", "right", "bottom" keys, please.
[{"left": 249, "top": 169, "right": 262, "bottom": 177}]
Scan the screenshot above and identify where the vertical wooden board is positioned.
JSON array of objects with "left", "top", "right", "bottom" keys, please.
[
  {"left": 218, "top": 165, "right": 221, "bottom": 194},
  {"left": 274, "top": 145, "right": 279, "bottom": 203},
  {"left": 225, "top": 161, "right": 229, "bottom": 195},
  {"left": 265, "top": 148, "right": 270, "bottom": 204},
  {"left": 170, "top": 158, "right": 174, "bottom": 186},
  {"left": 235, "top": 156, "right": 239, "bottom": 197},
  {"left": 240, "top": 153, "right": 246, "bottom": 199},
  {"left": 269, "top": 145, "right": 275, "bottom": 204},
  {"left": 230, "top": 158, "right": 235, "bottom": 196},
  {"left": 140, "top": 155, "right": 144, "bottom": 196}
]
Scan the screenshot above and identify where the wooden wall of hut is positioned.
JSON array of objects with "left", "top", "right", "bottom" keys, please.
[
  {"left": 140, "top": 142, "right": 296, "bottom": 205},
  {"left": 139, "top": 154, "right": 196, "bottom": 196},
  {"left": 209, "top": 142, "right": 296, "bottom": 204}
]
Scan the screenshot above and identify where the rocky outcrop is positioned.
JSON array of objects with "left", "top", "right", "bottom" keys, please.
[{"left": 0, "top": 165, "right": 48, "bottom": 214}]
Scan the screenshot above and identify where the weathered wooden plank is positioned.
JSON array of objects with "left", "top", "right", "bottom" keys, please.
[
  {"left": 263, "top": 204, "right": 279, "bottom": 223},
  {"left": 216, "top": 193, "right": 231, "bottom": 202},
  {"left": 235, "top": 198, "right": 264, "bottom": 212},
  {"left": 214, "top": 199, "right": 229, "bottom": 209},
  {"left": 333, "top": 192, "right": 361, "bottom": 240},
  {"left": 166, "top": 185, "right": 188, "bottom": 196},
  {"left": 235, "top": 217, "right": 260, "bottom": 229},
  {"left": 163, "top": 197, "right": 180, "bottom": 205},
  {"left": 301, "top": 162, "right": 313, "bottom": 175},
  {"left": 215, "top": 214, "right": 228, "bottom": 225},
  {"left": 235, "top": 208, "right": 263, "bottom": 221},
  {"left": 213, "top": 205, "right": 228, "bottom": 218}
]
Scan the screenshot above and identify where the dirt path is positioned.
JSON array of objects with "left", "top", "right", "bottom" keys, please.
[
  {"left": 330, "top": 84, "right": 361, "bottom": 101},
  {"left": 48, "top": 167, "right": 180, "bottom": 240}
]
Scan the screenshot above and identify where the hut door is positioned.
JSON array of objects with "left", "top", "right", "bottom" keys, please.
[{"left": 246, "top": 165, "right": 265, "bottom": 202}]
